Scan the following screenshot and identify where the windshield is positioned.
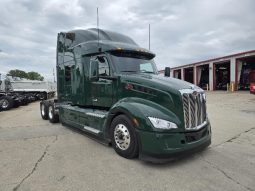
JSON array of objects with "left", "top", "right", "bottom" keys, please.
[{"left": 110, "top": 52, "right": 158, "bottom": 74}]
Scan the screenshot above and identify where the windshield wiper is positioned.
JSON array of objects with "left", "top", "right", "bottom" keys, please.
[
  {"left": 120, "top": 70, "right": 138, "bottom": 73},
  {"left": 140, "top": 71, "right": 154, "bottom": 74}
]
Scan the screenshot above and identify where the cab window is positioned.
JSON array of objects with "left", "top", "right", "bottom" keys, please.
[
  {"left": 97, "top": 56, "right": 110, "bottom": 76},
  {"left": 140, "top": 63, "right": 154, "bottom": 73}
]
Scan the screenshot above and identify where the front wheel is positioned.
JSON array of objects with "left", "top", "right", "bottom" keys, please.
[
  {"left": 0, "top": 96, "right": 14, "bottom": 111},
  {"left": 110, "top": 115, "right": 139, "bottom": 159}
]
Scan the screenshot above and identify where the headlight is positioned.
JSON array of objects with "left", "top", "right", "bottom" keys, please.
[{"left": 148, "top": 117, "right": 178, "bottom": 129}]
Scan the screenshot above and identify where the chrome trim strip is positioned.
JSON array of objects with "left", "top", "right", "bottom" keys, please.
[
  {"left": 179, "top": 88, "right": 204, "bottom": 95},
  {"left": 83, "top": 126, "right": 101, "bottom": 134},
  {"left": 86, "top": 112, "right": 105, "bottom": 118},
  {"left": 186, "top": 120, "right": 207, "bottom": 131},
  {"left": 179, "top": 87, "right": 207, "bottom": 130}
]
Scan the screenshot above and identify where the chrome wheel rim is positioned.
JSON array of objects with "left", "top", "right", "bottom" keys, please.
[
  {"left": 2, "top": 100, "right": 9, "bottom": 109},
  {"left": 41, "top": 104, "right": 45, "bottom": 116},
  {"left": 114, "top": 124, "right": 130, "bottom": 150},
  {"left": 48, "top": 106, "right": 53, "bottom": 119}
]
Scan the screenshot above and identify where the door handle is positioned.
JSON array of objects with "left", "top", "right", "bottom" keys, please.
[{"left": 92, "top": 98, "right": 98, "bottom": 102}]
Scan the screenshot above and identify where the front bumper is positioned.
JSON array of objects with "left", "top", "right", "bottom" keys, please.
[{"left": 137, "top": 122, "right": 211, "bottom": 163}]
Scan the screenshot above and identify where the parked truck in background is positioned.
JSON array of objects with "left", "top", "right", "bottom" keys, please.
[
  {"left": 40, "top": 29, "right": 211, "bottom": 162},
  {"left": 10, "top": 77, "right": 56, "bottom": 100},
  {"left": 0, "top": 75, "right": 24, "bottom": 111},
  {"left": 0, "top": 74, "right": 55, "bottom": 111}
]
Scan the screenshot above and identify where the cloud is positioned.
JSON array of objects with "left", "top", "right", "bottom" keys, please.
[{"left": 0, "top": 0, "right": 255, "bottom": 80}]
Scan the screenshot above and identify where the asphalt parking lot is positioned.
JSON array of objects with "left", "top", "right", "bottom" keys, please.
[{"left": 0, "top": 92, "right": 255, "bottom": 191}]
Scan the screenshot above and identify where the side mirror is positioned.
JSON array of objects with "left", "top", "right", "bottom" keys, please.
[
  {"left": 164, "top": 67, "right": 171, "bottom": 77},
  {"left": 90, "top": 60, "right": 99, "bottom": 81}
]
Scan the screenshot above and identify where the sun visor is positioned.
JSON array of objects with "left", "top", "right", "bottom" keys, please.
[{"left": 109, "top": 49, "right": 155, "bottom": 60}]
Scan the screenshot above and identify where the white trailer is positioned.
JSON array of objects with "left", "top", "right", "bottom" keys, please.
[
  {"left": 10, "top": 77, "right": 56, "bottom": 100},
  {"left": 0, "top": 75, "right": 28, "bottom": 111}
]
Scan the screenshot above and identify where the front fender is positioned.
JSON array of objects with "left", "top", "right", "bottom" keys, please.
[{"left": 106, "top": 97, "right": 182, "bottom": 133}]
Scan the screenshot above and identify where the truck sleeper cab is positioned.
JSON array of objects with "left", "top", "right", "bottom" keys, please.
[{"left": 40, "top": 29, "right": 211, "bottom": 162}]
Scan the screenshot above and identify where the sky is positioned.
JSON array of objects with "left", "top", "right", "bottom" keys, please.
[{"left": 0, "top": 0, "right": 255, "bottom": 80}]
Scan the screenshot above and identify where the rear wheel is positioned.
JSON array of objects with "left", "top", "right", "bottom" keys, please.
[
  {"left": 48, "top": 103, "right": 59, "bottom": 123},
  {"left": 0, "top": 96, "right": 14, "bottom": 111},
  {"left": 40, "top": 101, "right": 49, "bottom": 120},
  {"left": 110, "top": 115, "right": 139, "bottom": 159}
]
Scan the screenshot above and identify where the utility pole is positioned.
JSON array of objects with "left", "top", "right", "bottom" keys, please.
[
  {"left": 97, "top": 7, "right": 100, "bottom": 48},
  {"left": 53, "top": 68, "right": 56, "bottom": 82},
  {"left": 149, "top": 24, "right": 150, "bottom": 50}
]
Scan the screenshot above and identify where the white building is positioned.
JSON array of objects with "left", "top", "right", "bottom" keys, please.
[{"left": 170, "top": 50, "right": 255, "bottom": 91}]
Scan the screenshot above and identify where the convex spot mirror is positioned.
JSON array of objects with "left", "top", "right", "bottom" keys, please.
[
  {"left": 97, "top": 56, "right": 105, "bottom": 63},
  {"left": 165, "top": 67, "right": 170, "bottom": 77},
  {"left": 90, "top": 60, "right": 99, "bottom": 81}
]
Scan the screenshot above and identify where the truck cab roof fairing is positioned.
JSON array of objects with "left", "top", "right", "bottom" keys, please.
[
  {"left": 63, "top": 28, "right": 138, "bottom": 48},
  {"left": 61, "top": 28, "right": 155, "bottom": 58}
]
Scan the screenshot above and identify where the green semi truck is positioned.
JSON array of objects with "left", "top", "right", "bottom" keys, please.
[{"left": 40, "top": 28, "right": 211, "bottom": 162}]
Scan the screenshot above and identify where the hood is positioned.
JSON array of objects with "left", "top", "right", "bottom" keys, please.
[
  {"left": 120, "top": 73, "right": 196, "bottom": 95},
  {"left": 118, "top": 73, "right": 203, "bottom": 131}
]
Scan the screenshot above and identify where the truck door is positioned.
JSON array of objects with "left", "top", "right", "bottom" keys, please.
[{"left": 90, "top": 56, "right": 113, "bottom": 108}]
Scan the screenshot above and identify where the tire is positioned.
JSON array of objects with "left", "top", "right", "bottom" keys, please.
[
  {"left": 37, "top": 92, "right": 47, "bottom": 100},
  {"left": 48, "top": 103, "right": 59, "bottom": 123},
  {"left": 40, "top": 101, "right": 49, "bottom": 120},
  {"left": 0, "top": 99, "right": 3, "bottom": 111},
  {"left": 20, "top": 98, "right": 29, "bottom": 106},
  {"left": 110, "top": 115, "right": 139, "bottom": 159},
  {"left": 12, "top": 101, "right": 20, "bottom": 108},
  {"left": 41, "top": 92, "right": 48, "bottom": 100},
  {"left": 0, "top": 96, "right": 14, "bottom": 111}
]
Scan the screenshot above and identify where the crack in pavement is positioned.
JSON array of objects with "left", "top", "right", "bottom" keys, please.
[
  {"left": 12, "top": 135, "right": 58, "bottom": 191},
  {"left": 214, "top": 127, "right": 255, "bottom": 147},
  {"left": 199, "top": 126, "right": 255, "bottom": 191},
  {"left": 201, "top": 158, "right": 254, "bottom": 191},
  {"left": 57, "top": 175, "right": 66, "bottom": 182}
]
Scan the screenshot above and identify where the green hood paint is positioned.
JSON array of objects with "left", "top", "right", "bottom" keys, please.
[
  {"left": 120, "top": 73, "right": 193, "bottom": 93},
  {"left": 107, "top": 73, "right": 200, "bottom": 132}
]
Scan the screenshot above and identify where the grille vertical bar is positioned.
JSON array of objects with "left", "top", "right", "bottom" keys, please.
[{"left": 181, "top": 91, "right": 207, "bottom": 130}]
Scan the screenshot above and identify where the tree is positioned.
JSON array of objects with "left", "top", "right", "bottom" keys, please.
[
  {"left": 27, "top": 71, "right": 44, "bottom": 81},
  {"left": 7, "top": 69, "right": 44, "bottom": 81},
  {"left": 8, "top": 69, "right": 28, "bottom": 79}
]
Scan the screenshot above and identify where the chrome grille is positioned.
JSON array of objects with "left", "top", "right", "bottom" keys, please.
[{"left": 180, "top": 89, "right": 207, "bottom": 130}]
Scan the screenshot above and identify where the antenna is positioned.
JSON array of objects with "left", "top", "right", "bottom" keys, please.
[
  {"left": 53, "top": 68, "right": 56, "bottom": 83},
  {"left": 97, "top": 7, "right": 100, "bottom": 48},
  {"left": 149, "top": 24, "right": 151, "bottom": 50}
]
